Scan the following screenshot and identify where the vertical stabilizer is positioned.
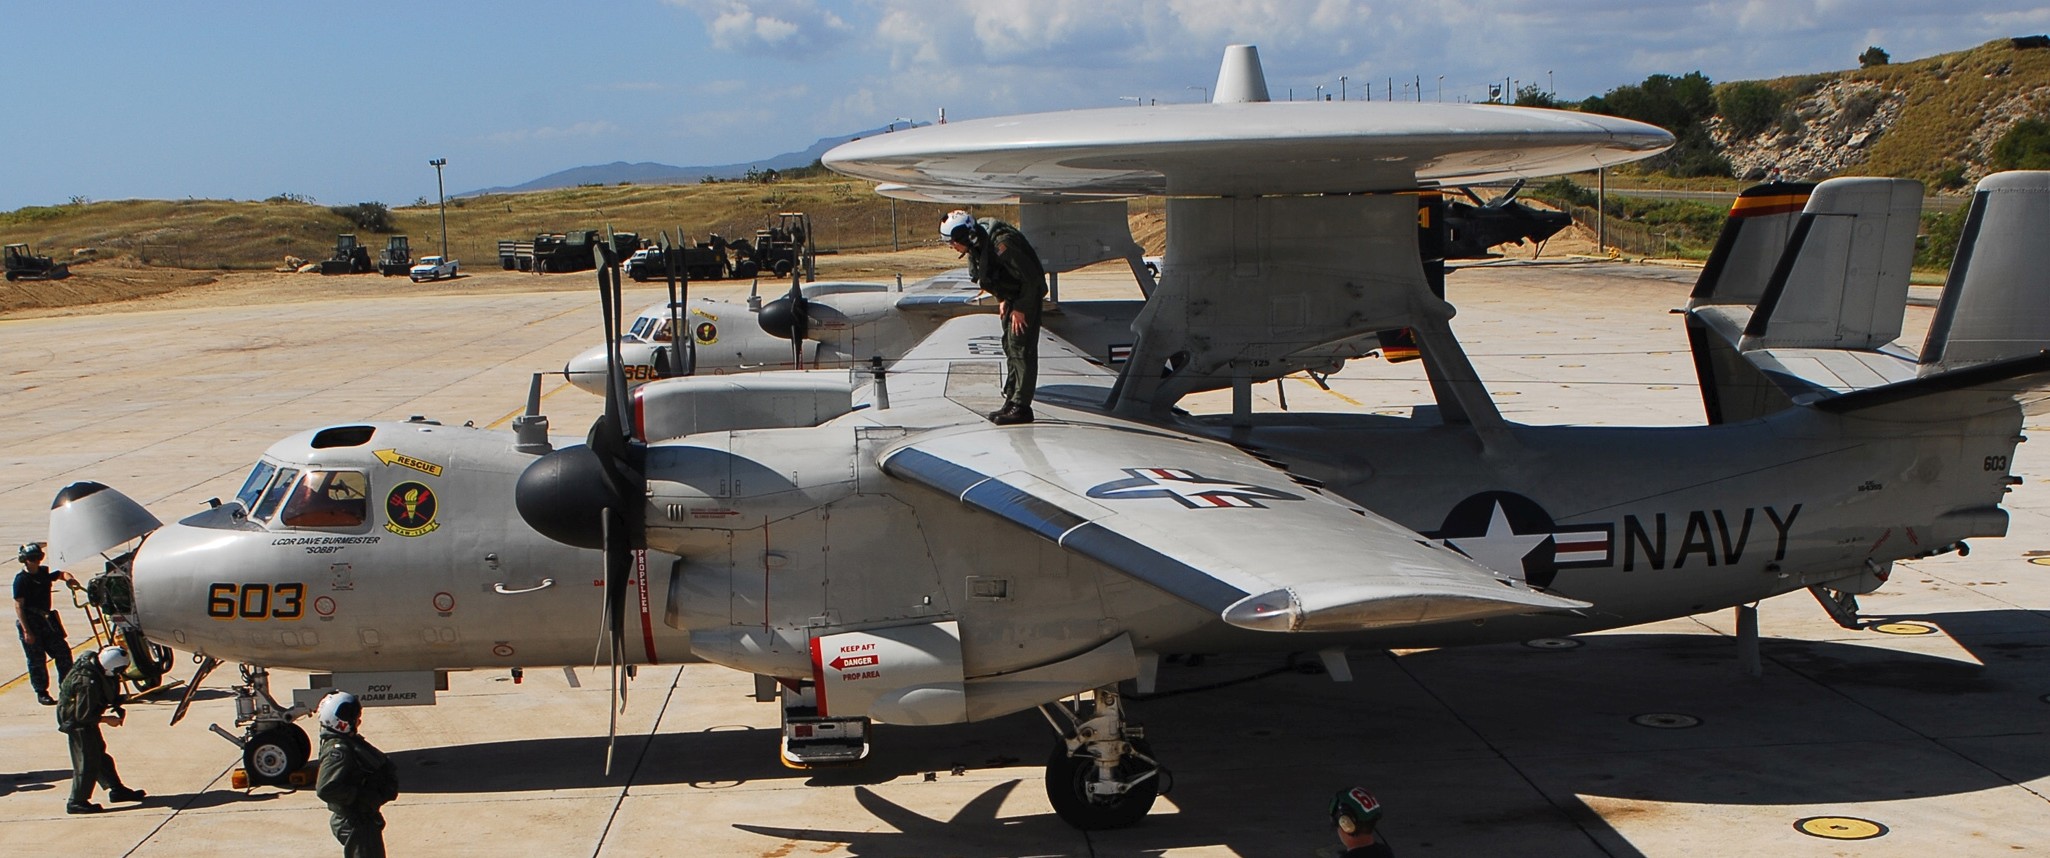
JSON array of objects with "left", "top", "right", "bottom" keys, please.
[
  {"left": 1740, "top": 177, "right": 1920, "bottom": 350},
  {"left": 1920, "top": 171, "right": 2050, "bottom": 374},
  {"left": 1687, "top": 182, "right": 1814, "bottom": 307},
  {"left": 1212, "top": 45, "right": 1270, "bottom": 104}
]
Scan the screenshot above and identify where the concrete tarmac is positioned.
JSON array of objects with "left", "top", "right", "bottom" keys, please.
[{"left": 2, "top": 262, "right": 2046, "bottom": 856}]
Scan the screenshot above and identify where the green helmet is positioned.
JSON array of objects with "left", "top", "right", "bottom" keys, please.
[
  {"left": 1330, "top": 786, "right": 1384, "bottom": 834},
  {"left": 17, "top": 542, "right": 43, "bottom": 563}
]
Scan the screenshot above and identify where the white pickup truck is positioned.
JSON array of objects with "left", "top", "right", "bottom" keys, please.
[{"left": 409, "top": 256, "right": 459, "bottom": 282}]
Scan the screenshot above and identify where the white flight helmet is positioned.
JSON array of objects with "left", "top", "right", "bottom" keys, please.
[
  {"left": 940, "top": 209, "right": 977, "bottom": 244},
  {"left": 97, "top": 646, "right": 130, "bottom": 673},
  {"left": 318, "top": 690, "right": 362, "bottom": 734}
]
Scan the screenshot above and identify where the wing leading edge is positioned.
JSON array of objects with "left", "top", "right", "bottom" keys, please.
[{"left": 880, "top": 425, "right": 1588, "bottom": 633}]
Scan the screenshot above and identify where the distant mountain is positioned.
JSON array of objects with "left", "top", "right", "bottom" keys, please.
[{"left": 460, "top": 124, "right": 920, "bottom": 196}]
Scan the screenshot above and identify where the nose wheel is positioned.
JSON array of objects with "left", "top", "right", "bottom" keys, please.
[
  {"left": 243, "top": 723, "right": 311, "bottom": 787},
  {"left": 1039, "top": 687, "right": 1166, "bottom": 830}
]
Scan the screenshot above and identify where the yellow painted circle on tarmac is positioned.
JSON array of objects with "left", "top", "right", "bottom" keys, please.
[
  {"left": 2028, "top": 557, "right": 2050, "bottom": 567},
  {"left": 1794, "top": 816, "right": 1887, "bottom": 840},
  {"left": 1872, "top": 622, "right": 1936, "bottom": 636}
]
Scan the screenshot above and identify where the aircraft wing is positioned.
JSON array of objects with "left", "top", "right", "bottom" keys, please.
[{"left": 878, "top": 422, "right": 1588, "bottom": 632}]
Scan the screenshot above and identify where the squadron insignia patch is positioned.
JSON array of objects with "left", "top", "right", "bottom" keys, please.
[{"left": 384, "top": 481, "right": 440, "bottom": 537}]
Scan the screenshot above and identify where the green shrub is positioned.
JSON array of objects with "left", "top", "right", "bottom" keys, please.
[
  {"left": 1860, "top": 46, "right": 1890, "bottom": 68},
  {"left": 1934, "top": 165, "right": 1968, "bottom": 191},
  {"left": 1716, "top": 82, "right": 1784, "bottom": 137},
  {"left": 1531, "top": 177, "right": 1597, "bottom": 209},
  {"left": 328, "top": 202, "right": 394, "bottom": 233},
  {"left": 1917, "top": 204, "right": 1969, "bottom": 270},
  {"left": 1991, "top": 118, "right": 2050, "bottom": 170}
]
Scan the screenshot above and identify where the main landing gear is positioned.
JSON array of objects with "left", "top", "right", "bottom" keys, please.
[{"left": 1038, "top": 686, "right": 1168, "bottom": 830}]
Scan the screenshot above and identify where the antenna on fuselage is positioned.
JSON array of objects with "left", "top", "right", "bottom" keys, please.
[{"left": 513, "top": 373, "right": 551, "bottom": 454}]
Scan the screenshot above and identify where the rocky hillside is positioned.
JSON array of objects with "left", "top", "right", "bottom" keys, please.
[{"left": 1709, "top": 38, "right": 2050, "bottom": 188}]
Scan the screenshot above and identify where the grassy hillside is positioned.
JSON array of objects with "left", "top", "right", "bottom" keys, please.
[
  {"left": 0, "top": 177, "right": 1003, "bottom": 272},
  {"left": 1848, "top": 39, "right": 2050, "bottom": 182}
]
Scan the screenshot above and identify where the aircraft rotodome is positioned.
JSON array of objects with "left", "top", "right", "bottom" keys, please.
[{"left": 50, "top": 46, "right": 2050, "bottom": 831}]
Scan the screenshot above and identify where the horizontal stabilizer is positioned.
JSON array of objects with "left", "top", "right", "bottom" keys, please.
[
  {"left": 1811, "top": 350, "right": 2050, "bottom": 418},
  {"left": 1921, "top": 171, "right": 2050, "bottom": 374},
  {"left": 880, "top": 424, "right": 1587, "bottom": 632}
]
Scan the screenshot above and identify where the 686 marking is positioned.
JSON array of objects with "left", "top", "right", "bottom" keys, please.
[{"left": 208, "top": 582, "right": 305, "bottom": 620}]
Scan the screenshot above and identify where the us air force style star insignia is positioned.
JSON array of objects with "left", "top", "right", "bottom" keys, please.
[
  {"left": 1085, "top": 468, "right": 1304, "bottom": 509},
  {"left": 1423, "top": 491, "right": 1613, "bottom": 588}
]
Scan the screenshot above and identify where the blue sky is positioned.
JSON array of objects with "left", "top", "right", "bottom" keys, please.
[{"left": 3, "top": 0, "right": 2045, "bottom": 211}]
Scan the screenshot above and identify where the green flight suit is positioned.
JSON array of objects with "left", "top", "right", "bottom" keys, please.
[
  {"left": 54, "top": 659, "right": 131, "bottom": 807},
  {"left": 966, "top": 217, "right": 1047, "bottom": 409},
  {"left": 316, "top": 727, "right": 400, "bottom": 858}
]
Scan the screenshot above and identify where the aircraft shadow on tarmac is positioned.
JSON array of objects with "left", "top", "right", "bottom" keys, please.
[{"left": 386, "top": 609, "right": 2047, "bottom": 856}]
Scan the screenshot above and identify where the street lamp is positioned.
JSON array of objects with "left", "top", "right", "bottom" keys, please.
[
  {"left": 1437, "top": 75, "right": 1444, "bottom": 102},
  {"left": 1188, "top": 85, "right": 1208, "bottom": 103},
  {"left": 1118, "top": 95, "right": 1143, "bottom": 106},
  {"left": 428, "top": 158, "right": 448, "bottom": 260}
]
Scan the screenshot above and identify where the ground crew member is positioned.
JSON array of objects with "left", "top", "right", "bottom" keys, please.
[
  {"left": 56, "top": 646, "right": 146, "bottom": 814},
  {"left": 942, "top": 209, "right": 1047, "bottom": 424},
  {"left": 15, "top": 542, "right": 74, "bottom": 706},
  {"left": 1330, "top": 786, "right": 1394, "bottom": 856},
  {"left": 315, "top": 691, "right": 399, "bottom": 858}
]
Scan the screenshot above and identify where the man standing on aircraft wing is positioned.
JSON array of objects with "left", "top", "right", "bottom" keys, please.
[
  {"left": 55, "top": 647, "right": 145, "bottom": 814},
  {"left": 943, "top": 209, "right": 1045, "bottom": 424},
  {"left": 315, "top": 691, "right": 399, "bottom": 858},
  {"left": 14, "top": 542, "right": 73, "bottom": 706}
]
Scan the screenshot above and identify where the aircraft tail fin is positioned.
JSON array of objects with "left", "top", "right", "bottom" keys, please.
[
  {"left": 1918, "top": 171, "right": 2050, "bottom": 375},
  {"left": 1684, "top": 177, "right": 1922, "bottom": 422},
  {"left": 1687, "top": 181, "right": 1814, "bottom": 308}
]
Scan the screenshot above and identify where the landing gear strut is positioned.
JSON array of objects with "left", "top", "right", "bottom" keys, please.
[
  {"left": 1038, "top": 686, "right": 1166, "bottom": 830},
  {"left": 214, "top": 664, "right": 313, "bottom": 788}
]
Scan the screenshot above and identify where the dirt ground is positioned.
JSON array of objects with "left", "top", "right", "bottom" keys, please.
[{"left": 0, "top": 246, "right": 973, "bottom": 320}]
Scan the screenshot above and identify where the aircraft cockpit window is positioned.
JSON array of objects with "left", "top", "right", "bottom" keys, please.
[
  {"left": 629, "top": 317, "right": 653, "bottom": 340},
  {"left": 648, "top": 319, "right": 673, "bottom": 343},
  {"left": 234, "top": 461, "right": 278, "bottom": 510},
  {"left": 251, "top": 467, "right": 300, "bottom": 522},
  {"left": 281, "top": 470, "right": 369, "bottom": 528}
]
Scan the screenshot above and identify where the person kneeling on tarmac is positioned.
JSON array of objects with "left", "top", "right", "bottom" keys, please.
[
  {"left": 56, "top": 647, "right": 146, "bottom": 814},
  {"left": 1331, "top": 786, "right": 1394, "bottom": 857},
  {"left": 315, "top": 691, "right": 400, "bottom": 858}
]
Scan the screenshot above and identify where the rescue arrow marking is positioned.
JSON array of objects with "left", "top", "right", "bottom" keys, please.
[
  {"left": 373, "top": 449, "right": 445, "bottom": 477},
  {"left": 829, "top": 654, "right": 879, "bottom": 671}
]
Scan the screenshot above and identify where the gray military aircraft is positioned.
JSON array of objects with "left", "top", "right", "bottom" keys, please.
[
  {"left": 47, "top": 45, "right": 2050, "bottom": 832},
  {"left": 561, "top": 273, "right": 1149, "bottom": 395}
]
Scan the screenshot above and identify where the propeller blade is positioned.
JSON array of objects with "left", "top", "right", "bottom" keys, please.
[{"left": 602, "top": 507, "right": 629, "bottom": 775}]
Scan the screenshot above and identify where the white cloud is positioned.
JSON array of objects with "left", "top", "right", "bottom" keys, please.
[{"left": 666, "top": 0, "right": 852, "bottom": 50}]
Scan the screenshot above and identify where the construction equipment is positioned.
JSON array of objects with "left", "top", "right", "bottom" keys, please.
[
  {"left": 376, "top": 236, "right": 412, "bottom": 276},
  {"left": 318, "top": 234, "right": 375, "bottom": 275},
  {"left": 624, "top": 234, "right": 731, "bottom": 282},
  {"left": 750, "top": 211, "right": 815, "bottom": 279},
  {"left": 3, "top": 243, "right": 70, "bottom": 281}
]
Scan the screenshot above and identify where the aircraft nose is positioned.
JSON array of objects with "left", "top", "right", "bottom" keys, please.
[
  {"left": 515, "top": 444, "right": 611, "bottom": 549},
  {"left": 565, "top": 346, "right": 611, "bottom": 395}
]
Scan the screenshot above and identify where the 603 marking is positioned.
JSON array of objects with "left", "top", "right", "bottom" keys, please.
[{"left": 207, "top": 582, "right": 306, "bottom": 620}]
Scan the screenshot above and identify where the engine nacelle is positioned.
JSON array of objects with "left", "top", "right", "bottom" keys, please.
[{"left": 633, "top": 372, "right": 853, "bottom": 442}]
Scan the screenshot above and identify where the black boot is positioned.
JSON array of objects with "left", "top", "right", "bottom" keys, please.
[
  {"left": 67, "top": 802, "right": 103, "bottom": 815},
  {"left": 992, "top": 404, "right": 1034, "bottom": 425},
  {"left": 36, "top": 692, "right": 56, "bottom": 706},
  {"left": 108, "top": 787, "right": 146, "bottom": 803},
  {"left": 986, "top": 402, "right": 1017, "bottom": 422}
]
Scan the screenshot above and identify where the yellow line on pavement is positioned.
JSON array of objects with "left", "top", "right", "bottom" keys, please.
[
  {"left": 486, "top": 379, "right": 576, "bottom": 429},
  {"left": 1, "top": 636, "right": 97, "bottom": 695}
]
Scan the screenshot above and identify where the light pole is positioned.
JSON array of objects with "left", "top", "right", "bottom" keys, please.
[
  {"left": 1437, "top": 75, "right": 1444, "bottom": 102},
  {"left": 428, "top": 158, "right": 448, "bottom": 259},
  {"left": 1188, "top": 85, "right": 1208, "bottom": 103},
  {"left": 1339, "top": 76, "right": 1347, "bottom": 101}
]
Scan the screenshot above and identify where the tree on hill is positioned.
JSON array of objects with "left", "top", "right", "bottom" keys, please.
[
  {"left": 1860, "top": 46, "right": 1890, "bottom": 68},
  {"left": 328, "top": 202, "right": 394, "bottom": 233},
  {"left": 1513, "top": 84, "right": 1558, "bottom": 108},
  {"left": 1580, "top": 72, "right": 1729, "bottom": 177},
  {"left": 1715, "top": 81, "right": 1785, "bottom": 138},
  {"left": 1992, "top": 118, "right": 2050, "bottom": 170}
]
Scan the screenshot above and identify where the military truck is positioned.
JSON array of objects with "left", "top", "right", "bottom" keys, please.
[
  {"left": 376, "top": 236, "right": 412, "bottom": 276},
  {"left": 2, "top": 243, "right": 69, "bottom": 281},
  {"left": 623, "top": 234, "right": 732, "bottom": 282},
  {"left": 535, "top": 229, "right": 601, "bottom": 273},
  {"left": 749, "top": 211, "right": 814, "bottom": 278}
]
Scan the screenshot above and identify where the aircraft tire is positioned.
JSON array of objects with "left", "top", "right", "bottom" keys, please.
[
  {"left": 244, "top": 723, "right": 310, "bottom": 787},
  {"left": 1044, "top": 738, "right": 1158, "bottom": 830}
]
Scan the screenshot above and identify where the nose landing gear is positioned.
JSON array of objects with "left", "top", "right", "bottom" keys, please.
[{"left": 1038, "top": 686, "right": 1167, "bottom": 830}]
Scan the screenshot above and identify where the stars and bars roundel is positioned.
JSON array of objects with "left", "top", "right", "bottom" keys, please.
[{"left": 1085, "top": 467, "right": 1304, "bottom": 509}]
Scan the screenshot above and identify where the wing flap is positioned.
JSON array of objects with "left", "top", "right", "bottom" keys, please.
[{"left": 882, "top": 425, "right": 1587, "bottom": 632}]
